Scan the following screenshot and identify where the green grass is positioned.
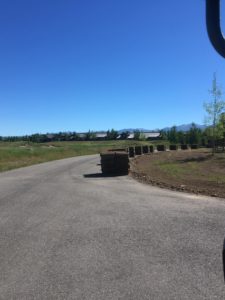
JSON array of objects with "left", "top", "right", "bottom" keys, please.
[
  {"left": 153, "top": 153, "right": 207, "bottom": 177},
  {"left": 155, "top": 162, "right": 186, "bottom": 178},
  {"left": 157, "top": 162, "right": 202, "bottom": 177},
  {"left": 154, "top": 153, "right": 225, "bottom": 183},
  {"left": 0, "top": 140, "right": 153, "bottom": 172}
]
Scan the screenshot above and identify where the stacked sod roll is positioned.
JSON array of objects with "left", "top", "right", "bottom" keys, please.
[{"left": 100, "top": 151, "right": 129, "bottom": 175}]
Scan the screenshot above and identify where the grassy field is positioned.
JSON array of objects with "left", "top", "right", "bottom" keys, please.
[
  {"left": 0, "top": 140, "right": 153, "bottom": 172},
  {"left": 131, "top": 149, "right": 225, "bottom": 198}
]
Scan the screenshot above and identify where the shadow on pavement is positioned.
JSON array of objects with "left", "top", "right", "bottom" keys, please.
[{"left": 83, "top": 173, "right": 127, "bottom": 178}]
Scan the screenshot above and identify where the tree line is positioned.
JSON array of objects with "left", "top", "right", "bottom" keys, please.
[
  {"left": 1, "top": 74, "right": 225, "bottom": 149},
  {"left": 160, "top": 119, "right": 224, "bottom": 148},
  {"left": 0, "top": 129, "right": 128, "bottom": 143},
  {"left": 1, "top": 120, "right": 224, "bottom": 147}
]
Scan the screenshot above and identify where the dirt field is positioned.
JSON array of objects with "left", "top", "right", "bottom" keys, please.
[{"left": 130, "top": 149, "right": 225, "bottom": 199}]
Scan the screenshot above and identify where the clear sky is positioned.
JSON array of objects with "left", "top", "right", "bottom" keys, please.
[{"left": 1, "top": 0, "right": 225, "bottom": 136}]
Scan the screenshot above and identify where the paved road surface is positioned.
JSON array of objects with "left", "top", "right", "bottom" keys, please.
[{"left": 0, "top": 155, "right": 225, "bottom": 299}]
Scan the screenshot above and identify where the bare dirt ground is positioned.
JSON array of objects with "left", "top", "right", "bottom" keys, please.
[{"left": 130, "top": 149, "right": 225, "bottom": 198}]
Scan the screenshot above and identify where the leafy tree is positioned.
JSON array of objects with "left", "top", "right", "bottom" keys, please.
[
  {"left": 89, "top": 131, "right": 96, "bottom": 140},
  {"left": 204, "top": 73, "right": 225, "bottom": 153},
  {"left": 160, "top": 130, "right": 168, "bottom": 141},
  {"left": 69, "top": 132, "right": 79, "bottom": 141},
  {"left": 216, "top": 113, "right": 225, "bottom": 138},
  {"left": 139, "top": 132, "right": 146, "bottom": 141},
  {"left": 106, "top": 129, "right": 118, "bottom": 140},
  {"left": 215, "top": 113, "right": 225, "bottom": 150},
  {"left": 120, "top": 131, "right": 129, "bottom": 140},
  {"left": 84, "top": 131, "right": 90, "bottom": 141},
  {"left": 133, "top": 130, "right": 141, "bottom": 140}
]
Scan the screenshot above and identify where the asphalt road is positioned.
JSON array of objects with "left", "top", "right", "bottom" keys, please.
[{"left": 0, "top": 154, "right": 225, "bottom": 299}]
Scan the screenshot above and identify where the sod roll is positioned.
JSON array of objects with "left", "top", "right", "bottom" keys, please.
[
  {"left": 142, "top": 145, "right": 149, "bottom": 154},
  {"left": 149, "top": 145, "right": 154, "bottom": 153},
  {"left": 169, "top": 145, "right": 178, "bottom": 150},
  {"left": 181, "top": 144, "right": 189, "bottom": 150},
  {"left": 100, "top": 152, "right": 129, "bottom": 175},
  {"left": 128, "top": 146, "right": 135, "bottom": 157},
  {"left": 190, "top": 144, "right": 198, "bottom": 149},
  {"left": 157, "top": 145, "right": 166, "bottom": 151},
  {"left": 135, "top": 146, "right": 142, "bottom": 155}
]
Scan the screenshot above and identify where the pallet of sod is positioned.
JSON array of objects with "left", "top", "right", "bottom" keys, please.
[{"left": 100, "top": 152, "right": 129, "bottom": 175}]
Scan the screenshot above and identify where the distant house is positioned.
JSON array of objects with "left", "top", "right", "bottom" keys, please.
[
  {"left": 95, "top": 132, "right": 107, "bottom": 140},
  {"left": 77, "top": 133, "right": 86, "bottom": 140},
  {"left": 76, "top": 132, "right": 107, "bottom": 140},
  {"left": 46, "top": 134, "right": 55, "bottom": 141},
  {"left": 142, "top": 132, "right": 160, "bottom": 140},
  {"left": 77, "top": 131, "right": 160, "bottom": 141},
  {"left": 127, "top": 132, "right": 160, "bottom": 140}
]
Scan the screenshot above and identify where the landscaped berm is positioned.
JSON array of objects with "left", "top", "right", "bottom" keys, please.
[{"left": 130, "top": 149, "right": 225, "bottom": 198}]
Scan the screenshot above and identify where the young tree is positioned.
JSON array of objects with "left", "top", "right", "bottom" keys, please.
[{"left": 204, "top": 73, "right": 225, "bottom": 154}]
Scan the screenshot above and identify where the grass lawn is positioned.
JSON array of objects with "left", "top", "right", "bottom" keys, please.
[
  {"left": 0, "top": 140, "right": 153, "bottom": 172},
  {"left": 131, "top": 149, "right": 225, "bottom": 198}
]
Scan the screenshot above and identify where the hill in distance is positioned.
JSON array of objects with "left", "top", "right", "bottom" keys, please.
[{"left": 118, "top": 128, "right": 153, "bottom": 133}]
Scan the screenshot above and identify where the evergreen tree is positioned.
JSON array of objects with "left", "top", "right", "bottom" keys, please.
[
  {"left": 188, "top": 123, "right": 201, "bottom": 145},
  {"left": 106, "top": 129, "right": 118, "bottom": 140},
  {"left": 168, "top": 126, "right": 178, "bottom": 143}
]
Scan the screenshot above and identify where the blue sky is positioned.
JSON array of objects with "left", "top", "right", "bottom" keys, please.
[{"left": 1, "top": 0, "right": 225, "bottom": 136}]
